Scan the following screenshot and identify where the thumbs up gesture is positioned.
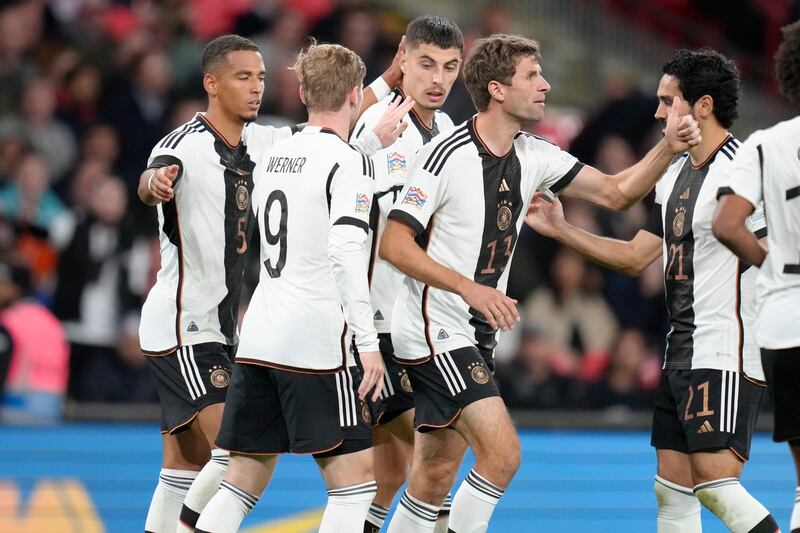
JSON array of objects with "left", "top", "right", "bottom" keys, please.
[{"left": 664, "top": 96, "right": 702, "bottom": 153}]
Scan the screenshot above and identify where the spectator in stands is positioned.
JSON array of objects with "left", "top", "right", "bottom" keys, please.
[
  {"left": 0, "top": 152, "right": 67, "bottom": 233},
  {"left": 0, "top": 77, "right": 78, "bottom": 181}
]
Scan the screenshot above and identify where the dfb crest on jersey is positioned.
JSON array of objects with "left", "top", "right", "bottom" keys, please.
[
  {"left": 361, "top": 402, "right": 372, "bottom": 425},
  {"left": 497, "top": 199, "right": 513, "bottom": 231},
  {"left": 468, "top": 362, "right": 490, "bottom": 385},
  {"left": 236, "top": 183, "right": 250, "bottom": 211},
  {"left": 400, "top": 371, "right": 413, "bottom": 393},
  {"left": 210, "top": 366, "right": 230, "bottom": 388},
  {"left": 673, "top": 206, "right": 687, "bottom": 237}
]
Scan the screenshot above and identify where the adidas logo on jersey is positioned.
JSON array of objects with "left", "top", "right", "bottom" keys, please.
[
  {"left": 374, "top": 310, "right": 385, "bottom": 321},
  {"left": 187, "top": 322, "right": 199, "bottom": 332},
  {"left": 679, "top": 187, "right": 691, "bottom": 200},
  {"left": 499, "top": 178, "right": 510, "bottom": 192},
  {"left": 437, "top": 329, "right": 449, "bottom": 340},
  {"left": 697, "top": 420, "right": 715, "bottom": 434}
]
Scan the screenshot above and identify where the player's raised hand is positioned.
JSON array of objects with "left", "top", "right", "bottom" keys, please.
[
  {"left": 384, "top": 35, "right": 406, "bottom": 89},
  {"left": 664, "top": 96, "right": 701, "bottom": 153},
  {"left": 357, "top": 350, "right": 385, "bottom": 402},
  {"left": 525, "top": 193, "right": 565, "bottom": 238},
  {"left": 371, "top": 96, "right": 415, "bottom": 148},
  {"left": 459, "top": 281, "right": 519, "bottom": 332},
  {"left": 148, "top": 164, "right": 178, "bottom": 202}
]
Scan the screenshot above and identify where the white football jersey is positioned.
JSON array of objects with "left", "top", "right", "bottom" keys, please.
[
  {"left": 720, "top": 117, "right": 800, "bottom": 350},
  {"left": 139, "top": 114, "right": 293, "bottom": 354},
  {"left": 389, "top": 117, "right": 583, "bottom": 362},
  {"left": 236, "top": 126, "right": 379, "bottom": 372},
  {"left": 351, "top": 91, "right": 455, "bottom": 333},
  {"left": 643, "top": 135, "right": 766, "bottom": 380}
]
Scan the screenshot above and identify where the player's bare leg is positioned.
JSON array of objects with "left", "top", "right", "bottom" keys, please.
[
  {"left": 177, "top": 403, "right": 227, "bottom": 532},
  {"left": 655, "top": 449, "right": 701, "bottom": 532},
  {"left": 387, "top": 428, "right": 467, "bottom": 532},
  {"left": 690, "top": 449, "right": 778, "bottom": 532},
  {"left": 145, "top": 428, "right": 210, "bottom": 532},
  {"left": 366, "top": 411, "right": 414, "bottom": 531},
  {"left": 316, "top": 448, "right": 378, "bottom": 532},
  {"left": 789, "top": 440, "right": 800, "bottom": 533},
  {"left": 194, "top": 453, "right": 278, "bottom": 533},
  {"left": 447, "top": 396, "right": 521, "bottom": 533}
]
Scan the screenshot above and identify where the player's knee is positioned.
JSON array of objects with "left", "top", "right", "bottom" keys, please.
[
  {"left": 412, "top": 458, "right": 456, "bottom": 495},
  {"left": 375, "top": 461, "right": 407, "bottom": 496},
  {"left": 474, "top": 434, "right": 521, "bottom": 485},
  {"left": 654, "top": 475, "right": 700, "bottom": 516}
]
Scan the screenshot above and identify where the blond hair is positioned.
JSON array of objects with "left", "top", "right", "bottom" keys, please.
[{"left": 293, "top": 42, "right": 366, "bottom": 112}]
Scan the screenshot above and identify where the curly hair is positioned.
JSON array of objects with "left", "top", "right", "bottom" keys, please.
[
  {"left": 776, "top": 21, "right": 800, "bottom": 105},
  {"left": 662, "top": 48, "right": 740, "bottom": 128}
]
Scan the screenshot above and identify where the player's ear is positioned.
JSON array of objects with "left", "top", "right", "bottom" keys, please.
[
  {"left": 298, "top": 85, "right": 307, "bottom": 106},
  {"left": 203, "top": 73, "right": 217, "bottom": 97},
  {"left": 695, "top": 94, "right": 714, "bottom": 120},
  {"left": 487, "top": 80, "right": 505, "bottom": 104},
  {"left": 349, "top": 85, "right": 360, "bottom": 107}
]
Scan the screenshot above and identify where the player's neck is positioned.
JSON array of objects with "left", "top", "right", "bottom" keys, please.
[
  {"left": 399, "top": 84, "right": 435, "bottom": 128},
  {"left": 474, "top": 110, "right": 519, "bottom": 156},
  {"left": 203, "top": 107, "right": 245, "bottom": 146},
  {"left": 306, "top": 110, "right": 350, "bottom": 140},
  {"left": 688, "top": 122, "right": 730, "bottom": 166}
]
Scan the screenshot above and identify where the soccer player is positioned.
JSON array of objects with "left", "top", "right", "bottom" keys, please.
[
  {"left": 137, "top": 35, "right": 411, "bottom": 533},
  {"left": 713, "top": 21, "right": 800, "bottom": 533},
  {"left": 528, "top": 49, "right": 778, "bottom": 532},
  {"left": 380, "top": 34, "right": 700, "bottom": 533},
  {"left": 350, "top": 15, "right": 464, "bottom": 533},
  {"left": 193, "top": 42, "right": 386, "bottom": 533}
]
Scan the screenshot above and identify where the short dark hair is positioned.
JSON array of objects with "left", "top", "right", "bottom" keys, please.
[
  {"left": 662, "top": 48, "right": 740, "bottom": 128},
  {"left": 463, "top": 34, "right": 540, "bottom": 112},
  {"left": 202, "top": 34, "right": 260, "bottom": 74},
  {"left": 406, "top": 16, "right": 464, "bottom": 53},
  {"left": 775, "top": 21, "right": 800, "bottom": 105}
]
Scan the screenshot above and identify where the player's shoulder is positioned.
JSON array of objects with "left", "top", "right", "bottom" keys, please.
[
  {"left": 153, "top": 115, "right": 208, "bottom": 153},
  {"left": 243, "top": 120, "right": 295, "bottom": 148},
  {"left": 712, "top": 135, "right": 741, "bottom": 165},
  {"left": 417, "top": 120, "right": 472, "bottom": 176},
  {"left": 434, "top": 109, "right": 455, "bottom": 130},
  {"left": 352, "top": 92, "right": 397, "bottom": 137},
  {"left": 514, "top": 130, "right": 560, "bottom": 151}
]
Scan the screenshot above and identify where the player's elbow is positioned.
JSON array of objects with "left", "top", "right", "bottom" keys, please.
[
  {"left": 711, "top": 211, "right": 736, "bottom": 244},
  {"left": 599, "top": 183, "right": 632, "bottom": 211}
]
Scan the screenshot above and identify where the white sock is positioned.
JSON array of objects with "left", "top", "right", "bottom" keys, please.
[
  {"left": 194, "top": 481, "right": 258, "bottom": 533},
  {"left": 433, "top": 493, "right": 452, "bottom": 533},
  {"left": 319, "top": 481, "right": 377, "bottom": 533},
  {"left": 365, "top": 502, "right": 389, "bottom": 531},
  {"left": 449, "top": 470, "right": 504, "bottom": 533},
  {"left": 791, "top": 486, "right": 800, "bottom": 532},
  {"left": 177, "top": 449, "right": 229, "bottom": 532},
  {"left": 694, "top": 477, "right": 777, "bottom": 533},
  {"left": 387, "top": 490, "right": 440, "bottom": 533},
  {"left": 145, "top": 469, "right": 197, "bottom": 533},
  {"left": 654, "top": 475, "right": 702, "bottom": 532}
]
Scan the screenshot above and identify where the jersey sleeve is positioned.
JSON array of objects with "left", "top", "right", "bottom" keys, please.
[
  {"left": 387, "top": 142, "right": 447, "bottom": 235},
  {"left": 746, "top": 202, "right": 767, "bottom": 239},
  {"left": 526, "top": 136, "right": 584, "bottom": 194},
  {"left": 327, "top": 152, "right": 379, "bottom": 352},
  {"left": 147, "top": 142, "right": 189, "bottom": 187},
  {"left": 642, "top": 202, "right": 664, "bottom": 237},
  {"left": 717, "top": 134, "right": 763, "bottom": 210}
]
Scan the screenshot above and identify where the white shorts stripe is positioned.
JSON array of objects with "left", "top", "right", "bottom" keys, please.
[
  {"left": 345, "top": 367, "right": 358, "bottom": 427},
  {"left": 434, "top": 354, "right": 459, "bottom": 396},
  {"left": 177, "top": 347, "right": 199, "bottom": 400},
  {"left": 384, "top": 367, "right": 395, "bottom": 397},
  {"left": 444, "top": 352, "right": 467, "bottom": 391},
  {"left": 719, "top": 370, "right": 728, "bottom": 433},
  {"left": 732, "top": 372, "right": 740, "bottom": 433},
  {"left": 188, "top": 346, "right": 207, "bottom": 396},
  {"left": 335, "top": 372, "right": 346, "bottom": 427}
]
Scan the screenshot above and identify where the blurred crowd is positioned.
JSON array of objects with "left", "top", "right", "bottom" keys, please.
[{"left": 0, "top": 0, "right": 793, "bottom": 420}]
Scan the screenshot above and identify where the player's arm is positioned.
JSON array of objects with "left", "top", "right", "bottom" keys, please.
[
  {"left": 526, "top": 195, "right": 662, "bottom": 276},
  {"left": 358, "top": 36, "right": 405, "bottom": 117},
  {"left": 350, "top": 96, "right": 415, "bottom": 155},
  {"left": 712, "top": 194, "right": 767, "bottom": 267},
  {"left": 327, "top": 155, "right": 384, "bottom": 401},
  {"left": 138, "top": 154, "right": 184, "bottom": 206},
  {"left": 560, "top": 97, "right": 701, "bottom": 211}
]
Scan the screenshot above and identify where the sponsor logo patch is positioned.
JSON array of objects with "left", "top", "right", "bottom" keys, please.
[{"left": 387, "top": 152, "right": 407, "bottom": 174}]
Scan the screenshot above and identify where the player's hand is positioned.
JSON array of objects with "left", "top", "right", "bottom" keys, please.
[
  {"left": 148, "top": 164, "right": 178, "bottom": 202},
  {"left": 458, "top": 281, "right": 519, "bottom": 332},
  {"left": 664, "top": 96, "right": 702, "bottom": 153},
  {"left": 371, "top": 96, "right": 415, "bottom": 148},
  {"left": 525, "top": 193, "right": 565, "bottom": 238},
  {"left": 357, "top": 350, "right": 385, "bottom": 402},
  {"left": 381, "top": 35, "right": 405, "bottom": 90}
]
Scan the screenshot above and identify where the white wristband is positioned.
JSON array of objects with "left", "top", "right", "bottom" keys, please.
[
  {"left": 147, "top": 171, "right": 155, "bottom": 193},
  {"left": 368, "top": 76, "right": 391, "bottom": 101}
]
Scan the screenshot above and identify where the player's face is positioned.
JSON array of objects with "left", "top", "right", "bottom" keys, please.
[
  {"left": 500, "top": 55, "right": 550, "bottom": 123},
  {"left": 401, "top": 43, "right": 461, "bottom": 110},
  {"left": 655, "top": 74, "right": 692, "bottom": 134},
  {"left": 213, "top": 50, "right": 266, "bottom": 123}
]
